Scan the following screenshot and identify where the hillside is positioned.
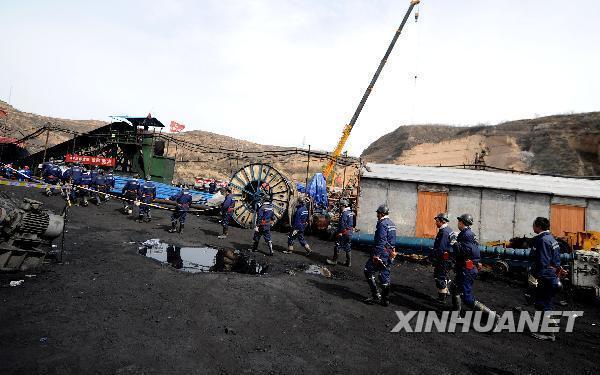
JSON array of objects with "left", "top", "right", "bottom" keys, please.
[
  {"left": 0, "top": 101, "right": 357, "bottom": 184},
  {"left": 361, "top": 112, "right": 600, "bottom": 176}
]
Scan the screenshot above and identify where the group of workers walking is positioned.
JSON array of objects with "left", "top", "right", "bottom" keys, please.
[
  {"left": 217, "top": 185, "right": 563, "bottom": 340},
  {"left": 5, "top": 161, "right": 563, "bottom": 341}
]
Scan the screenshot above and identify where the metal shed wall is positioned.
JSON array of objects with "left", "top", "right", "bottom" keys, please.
[{"left": 357, "top": 177, "right": 600, "bottom": 241}]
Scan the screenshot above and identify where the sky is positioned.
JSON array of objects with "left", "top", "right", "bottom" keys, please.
[{"left": 1, "top": 0, "right": 599, "bottom": 156}]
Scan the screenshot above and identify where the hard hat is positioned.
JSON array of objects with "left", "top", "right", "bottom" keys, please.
[
  {"left": 457, "top": 213, "right": 474, "bottom": 226},
  {"left": 376, "top": 204, "right": 389, "bottom": 215},
  {"left": 339, "top": 198, "right": 350, "bottom": 207},
  {"left": 145, "top": 175, "right": 151, "bottom": 181},
  {"left": 434, "top": 212, "right": 449, "bottom": 222}
]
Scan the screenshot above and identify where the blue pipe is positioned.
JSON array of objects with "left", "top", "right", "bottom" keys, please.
[{"left": 351, "top": 233, "right": 573, "bottom": 264}]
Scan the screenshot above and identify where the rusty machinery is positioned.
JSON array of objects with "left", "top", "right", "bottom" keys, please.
[{"left": 0, "top": 196, "right": 65, "bottom": 271}]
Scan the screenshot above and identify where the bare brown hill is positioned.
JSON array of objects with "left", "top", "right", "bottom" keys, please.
[
  {"left": 0, "top": 101, "right": 357, "bottom": 184},
  {"left": 361, "top": 112, "right": 600, "bottom": 176}
]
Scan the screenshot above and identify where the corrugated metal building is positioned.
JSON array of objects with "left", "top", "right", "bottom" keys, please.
[{"left": 357, "top": 164, "right": 600, "bottom": 242}]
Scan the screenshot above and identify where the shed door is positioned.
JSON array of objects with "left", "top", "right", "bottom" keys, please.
[
  {"left": 416, "top": 191, "right": 448, "bottom": 238},
  {"left": 550, "top": 204, "right": 585, "bottom": 236}
]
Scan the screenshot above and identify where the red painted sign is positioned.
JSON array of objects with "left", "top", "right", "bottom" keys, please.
[{"left": 65, "top": 154, "right": 116, "bottom": 167}]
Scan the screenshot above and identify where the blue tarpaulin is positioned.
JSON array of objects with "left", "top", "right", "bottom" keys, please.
[
  {"left": 111, "top": 175, "right": 215, "bottom": 202},
  {"left": 306, "top": 173, "right": 328, "bottom": 208}
]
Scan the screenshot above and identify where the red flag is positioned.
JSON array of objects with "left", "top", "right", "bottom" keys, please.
[
  {"left": 0, "top": 109, "right": 7, "bottom": 117},
  {"left": 170, "top": 120, "right": 185, "bottom": 133}
]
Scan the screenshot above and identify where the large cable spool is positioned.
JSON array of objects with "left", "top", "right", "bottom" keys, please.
[{"left": 228, "top": 163, "right": 296, "bottom": 228}]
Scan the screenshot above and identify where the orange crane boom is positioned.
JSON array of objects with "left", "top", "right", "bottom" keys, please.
[{"left": 323, "top": 0, "right": 420, "bottom": 178}]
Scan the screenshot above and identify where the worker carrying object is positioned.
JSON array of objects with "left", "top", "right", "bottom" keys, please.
[
  {"left": 168, "top": 186, "right": 193, "bottom": 233},
  {"left": 251, "top": 196, "right": 274, "bottom": 256},
  {"left": 326, "top": 198, "right": 355, "bottom": 267},
  {"left": 42, "top": 163, "right": 62, "bottom": 196},
  {"left": 432, "top": 212, "right": 454, "bottom": 303},
  {"left": 364, "top": 204, "right": 396, "bottom": 306},
  {"left": 285, "top": 196, "right": 311, "bottom": 255},
  {"left": 218, "top": 187, "right": 235, "bottom": 239},
  {"left": 121, "top": 175, "right": 141, "bottom": 215},
  {"left": 137, "top": 176, "right": 157, "bottom": 223},
  {"left": 450, "top": 214, "right": 499, "bottom": 326}
]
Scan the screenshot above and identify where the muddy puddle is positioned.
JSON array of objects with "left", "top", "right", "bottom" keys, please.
[{"left": 139, "top": 239, "right": 268, "bottom": 275}]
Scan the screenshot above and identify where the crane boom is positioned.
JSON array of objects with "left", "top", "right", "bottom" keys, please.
[{"left": 323, "top": 0, "right": 420, "bottom": 178}]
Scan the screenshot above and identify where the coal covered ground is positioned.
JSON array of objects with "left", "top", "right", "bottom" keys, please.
[{"left": 1, "top": 185, "right": 599, "bottom": 375}]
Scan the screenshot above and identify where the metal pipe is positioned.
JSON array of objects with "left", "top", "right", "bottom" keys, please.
[{"left": 351, "top": 233, "right": 573, "bottom": 263}]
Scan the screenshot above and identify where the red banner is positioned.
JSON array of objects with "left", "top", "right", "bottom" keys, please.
[
  {"left": 170, "top": 120, "right": 185, "bottom": 133},
  {"left": 65, "top": 154, "right": 116, "bottom": 167}
]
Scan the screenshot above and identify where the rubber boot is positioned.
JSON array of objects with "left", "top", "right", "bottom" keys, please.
[
  {"left": 283, "top": 245, "right": 293, "bottom": 254},
  {"left": 452, "top": 293, "right": 462, "bottom": 312},
  {"left": 137, "top": 214, "right": 144, "bottom": 223},
  {"left": 380, "top": 284, "right": 391, "bottom": 306},
  {"left": 364, "top": 275, "right": 381, "bottom": 304},
  {"left": 267, "top": 241, "right": 274, "bottom": 256},
  {"left": 304, "top": 244, "right": 312, "bottom": 255},
  {"left": 326, "top": 248, "right": 339, "bottom": 265},
  {"left": 438, "top": 287, "right": 449, "bottom": 303},
  {"left": 218, "top": 228, "right": 228, "bottom": 239},
  {"left": 473, "top": 300, "right": 500, "bottom": 330},
  {"left": 344, "top": 252, "right": 352, "bottom": 267},
  {"left": 168, "top": 222, "right": 177, "bottom": 233},
  {"left": 178, "top": 223, "right": 184, "bottom": 234},
  {"left": 251, "top": 241, "right": 259, "bottom": 252}
]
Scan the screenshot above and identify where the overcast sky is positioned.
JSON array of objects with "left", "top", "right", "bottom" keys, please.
[{"left": 2, "top": 0, "right": 599, "bottom": 155}]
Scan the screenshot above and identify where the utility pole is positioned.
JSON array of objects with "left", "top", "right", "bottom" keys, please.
[{"left": 305, "top": 145, "right": 311, "bottom": 189}]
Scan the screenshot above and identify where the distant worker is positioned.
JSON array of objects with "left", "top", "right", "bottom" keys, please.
[
  {"left": 432, "top": 213, "right": 453, "bottom": 303},
  {"left": 137, "top": 175, "right": 157, "bottom": 222},
  {"left": 252, "top": 196, "right": 274, "bottom": 256},
  {"left": 364, "top": 204, "right": 396, "bottom": 306},
  {"left": 42, "top": 162, "right": 62, "bottom": 196},
  {"left": 450, "top": 214, "right": 498, "bottom": 323},
  {"left": 327, "top": 198, "right": 355, "bottom": 267},
  {"left": 168, "top": 186, "right": 193, "bottom": 233},
  {"left": 62, "top": 163, "right": 84, "bottom": 204},
  {"left": 528, "top": 217, "right": 563, "bottom": 341},
  {"left": 121, "top": 175, "right": 141, "bottom": 215},
  {"left": 3, "top": 163, "right": 14, "bottom": 179},
  {"left": 285, "top": 196, "right": 311, "bottom": 255},
  {"left": 208, "top": 180, "right": 217, "bottom": 194},
  {"left": 218, "top": 187, "right": 235, "bottom": 239},
  {"left": 105, "top": 169, "right": 115, "bottom": 200},
  {"left": 78, "top": 169, "right": 92, "bottom": 206},
  {"left": 17, "top": 165, "right": 32, "bottom": 181},
  {"left": 92, "top": 169, "right": 108, "bottom": 205}
]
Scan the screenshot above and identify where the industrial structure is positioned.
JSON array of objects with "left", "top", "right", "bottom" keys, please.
[{"left": 356, "top": 163, "right": 600, "bottom": 242}]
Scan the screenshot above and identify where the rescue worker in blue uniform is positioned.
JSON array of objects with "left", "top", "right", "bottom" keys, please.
[
  {"left": 168, "top": 186, "right": 193, "bottom": 233},
  {"left": 208, "top": 180, "right": 217, "bottom": 194},
  {"left": 105, "top": 169, "right": 115, "bottom": 190},
  {"left": 218, "top": 187, "right": 235, "bottom": 239},
  {"left": 285, "top": 196, "right": 311, "bottom": 254},
  {"left": 17, "top": 165, "right": 32, "bottom": 181},
  {"left": 78, "top": 169, "right": 92, "bottom": 206},
  {"left": 364, "top": 204, "right": 397, "bottom": 306},
  {"left": 432, "top": 212, "right": 453, "bottom": 302},
  {"left": 451, "top": 214, "right": 497, "bottom": 321},
  {"left": 62, "top": 163, "right": 84, "bottom": 204},
  {"left": 91, "top": 169, "right": 108, "bottom": 205},
  {"left": 43, "top": 163, "right": 63, "bottom": 196},
  {"left": 528, "top": 216, "right": 563, "bottom": 341},
  {"left": 137, "top": 176, "right": 156, "bottom": 222},
  {"left": 327, "top": 198, "right": 355, "bottom": 267},
  {"left": 252, "top": 196, "right": 275, "bottom": 256},
  {"left": 121, "top": 175, "right": 141, "bottom": 215}
]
